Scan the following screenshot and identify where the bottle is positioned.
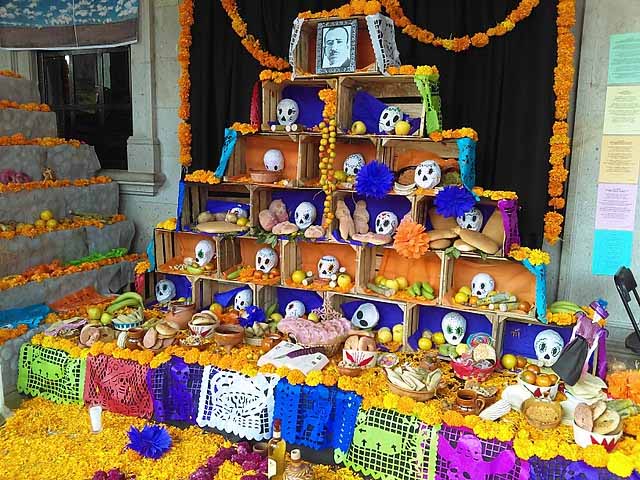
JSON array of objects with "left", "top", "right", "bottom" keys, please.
[
  {"left": 283, "top": 449, "right": 314, "bottom": 480},
  {"left": 268, "top": 419, "right": 286, "bottom": 479}
]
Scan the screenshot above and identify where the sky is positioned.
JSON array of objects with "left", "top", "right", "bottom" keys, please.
[{"left": 0, "top": 0, "right": 138, "bottom": 27}]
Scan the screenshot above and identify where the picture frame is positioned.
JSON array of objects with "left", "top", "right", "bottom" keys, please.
[{"left": 315, "top": 19, "right": 358, "bottom": 75}]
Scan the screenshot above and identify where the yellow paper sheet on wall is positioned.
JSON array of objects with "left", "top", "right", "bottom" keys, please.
[
  {"left": 603, "top": 85, "right": 640, "bottom": 135},
  {"left": 598, "top": 135, "right": 640, "bottom": 183}
]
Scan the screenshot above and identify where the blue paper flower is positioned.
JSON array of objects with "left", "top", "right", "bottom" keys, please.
[
  {"left": 355, "top": 161, "right": 394, "bottom": 199},
  {"left": 239, "top": 305, "right": 265, "bottom": 327},
  {"left": 127, "top": 425, "right": 172, "bottom": 460},
  {"left": 434, "top": 185, "right": 476, "bottom": 218}
]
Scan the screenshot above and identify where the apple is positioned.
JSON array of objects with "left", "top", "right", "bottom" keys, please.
[
  {"left": 337, "top": 273, "right": 352, "bottom": 289},
  {"left": 351, "top": 121, "right": 367, "bottom": 135},
  {"left": 87, "top": 306, "right": 103, "bottom": 321},
  {"left": 394, "top": 120, "right": 411, "bottom": 136},
  {"left": 100, "top": 312, "right": 113, "bottom": 325}
]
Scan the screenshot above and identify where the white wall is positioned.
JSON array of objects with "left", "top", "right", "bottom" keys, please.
[{"left": 559, "top": 0, "right": 640, "bottom": 350}]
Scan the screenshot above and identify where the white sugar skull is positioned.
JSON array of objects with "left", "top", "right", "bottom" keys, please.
[
  {"left": 317, "top": 255, "right": 340, "bottom": 280},
  {"left": 378, "top": 106, "right": 403, "bottom": 133},
  {"left": 263, "top": 149, "right": 285, "bottom": 171},
  {"left": 277, "top": 98, "right": 299, "bottom": 126},
  {"left": 255, "top": 247, "right": 278, "bottom": 273},
  {"left": 534, "top": 329, "right": 565, "bottom": 367},
  {"left": 344, "top": 153, "right": 365, "bottom": 177},
  {"left": 441, "top": 312, "right": 467, "bottom": 345},
  {"left": 351, "top": 303, "right": 380, "bottom": 330},
  {"left": 414, "top": 160, "right": 441, "bottom": 189},
  {"left": 233, "top": 288, "right": 253, "bottom": 311},
  {"left": 285, "top": 300, "right": 306, "bottom": 318},
  {"left": 294, "top": 201, "right": 317, "bottom": 229},
  {"left": 155, "top": 279, "right": 176, "bottom": 304},
  {"left": 457, "top": 207, "right": 484, "bottom": 232},
  {"left": 195, "top": 240, "right": 215, "bottom": 267},
  {"left": 229, "top": 206, "right": 248, "bottom": 219},
  {"left": 471, "top": 273, "right": 495, "bottom": 299},
  {"left": 375, "top": 211, "right": 399, "bottom": 235}
]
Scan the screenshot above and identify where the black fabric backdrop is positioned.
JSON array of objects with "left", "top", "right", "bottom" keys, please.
[{"left": 189, "top": 0, "right": 558, "bottom": 247}]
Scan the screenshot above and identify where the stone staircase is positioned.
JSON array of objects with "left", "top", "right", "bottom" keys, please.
[{"left": 0, "top": 75, "right": 137, "bottom": 309}]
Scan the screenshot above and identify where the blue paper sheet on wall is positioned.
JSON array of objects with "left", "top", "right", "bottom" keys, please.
[{"left": 592, "top": 229, "right": 633, "bottom": 275}]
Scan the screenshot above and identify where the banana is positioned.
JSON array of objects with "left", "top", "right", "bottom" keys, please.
[
  {"left": 106, "top": 297, "right": 143, "bottom": 314},
  {"left": 111, "top": 291, "right": 144, "bottom": 305},
  {"left": 421, "top": 282, "right": 434, "bottom": 294},
  {"left": 186, "top": 265, "right": 204, "bottom": 275}
]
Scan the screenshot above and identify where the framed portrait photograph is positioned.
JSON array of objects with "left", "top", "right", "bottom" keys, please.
[{"left": 315, "top": 19, "right": 358, "bottom": 75}]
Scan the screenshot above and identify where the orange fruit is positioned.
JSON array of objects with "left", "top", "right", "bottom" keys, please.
[
  {"left": 521, "top": 371, "right": 537, "bottom": 385},
  {"left": 501, "top": 354, "right": 517, "bottom": 370},
  {"left": 526, "top": 364, "right": 541, "bottom": 374},
  {"left": 516, "top": 356, "right": 527, "bottom": 368},
  {"left": 535, "top": 374, "right": 552, "bottom": 387},
  {"left": 548, "top": 374, "right": 559, "bottom": 384}
]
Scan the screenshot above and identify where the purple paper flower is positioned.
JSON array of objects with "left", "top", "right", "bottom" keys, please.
[
  {"left": 434, "top": 185, "right": 476, "bottom": 218},
  {"left": 92, "top": 471, "right": 108, "bottom": 480}
]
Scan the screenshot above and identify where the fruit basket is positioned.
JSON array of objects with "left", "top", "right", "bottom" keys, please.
[
  {"left": 517, "top": 374, "right": 559, "bottom": 400},
  {"left": 452, "top": 359, "right": 496, "bottom": 382}
]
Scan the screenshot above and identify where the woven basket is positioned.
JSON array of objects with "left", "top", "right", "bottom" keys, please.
[
  {"left": 386, "top": 377, "right": 436, "bottom": 401},
  {"left": 289, "top": 333, "right": 345, "bottom": 358},
  {"left": 521, "top": 398, "right": 562, "bottom": 429},
  {"left": 250, "top": 169, "right": 283, "bottom": 183}
]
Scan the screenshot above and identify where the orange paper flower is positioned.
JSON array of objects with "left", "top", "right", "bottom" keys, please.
[{"left": 393, "top": 215, "right": 430, "bottom": 258}]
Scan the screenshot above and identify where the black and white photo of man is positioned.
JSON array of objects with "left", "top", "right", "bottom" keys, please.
[
  {"left": 316, "top": 19, "right": 357, "bottom": 74},
  {"left": 322, "top": 26, "right": 350, "bottom": 68}
]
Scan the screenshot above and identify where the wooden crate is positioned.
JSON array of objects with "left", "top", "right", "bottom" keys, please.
[
  {"left": 337, "top": 75, "right": 425, "bottom": 135},
  {"left": 358, "top": 247, "right": 444, "bottom": 305},
  {"left": 226, "top": 133, "right": 300, "bottom": 186},
  {"left": 298, "top": 133, "right": 380, "bottom": 187},
  {"left": 380, "top": 137, "right": 460, "bottom": 177},
  {"left": 441, "top": 255, "right": 536, "bottom": 319},
  {"left": 193, "top": 278, "right": 255, "bottom": 311},
  {"left": 154, "top": 230, "right": 218, "bottom": 277},
  {"left": 218, "top": 236, "right": 281, "bottom": 286},
  {"left": 250, "top": 186, "right": 328, "bottom": 231},
  {"left": 262, "top": 78, "right": 337, "bottom": 131},
  {"left": 405, "top": 304, "right": 499, "bottom": 352},
  {"left": 179, "top": 182, "right": 250, "bottom": 230},
  {"left": 292, "top": 16, "right": 379, "bottom": 77},
  {"left": 281, "top": 240, "right": 358, "bottom": 293}
]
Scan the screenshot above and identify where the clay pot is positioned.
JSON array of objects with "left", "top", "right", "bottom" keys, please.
[
  {"left": 455, "top": 389, "right": 485, "bottom": 415},
  {"left": 213, "top": 324, "right": 245, "bottom": 352},
  {"left": 125, "top": 327, "right": 145, "bottom": 350},
  {"left": 260, "top": 333, "right": 283, "bottom": 353},
  {"left": 165, "top": 301, "right": 196, "bottom": 329}
]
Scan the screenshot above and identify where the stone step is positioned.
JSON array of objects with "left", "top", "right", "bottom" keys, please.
[
  {"left": 0, "top": 220, "right": 135, "bottom": 277},
  {"left": 0, "top": 325, "right": 46, "bottom": 400},
  {"left": 0, "top": 181, "right": 119, "bottom": 224},
  {"left": 0, "top": 76, "right": 40, "bottom": 104},
  {"left": 0, "top": 144, "right": 100, "bottom": 181},
  {"left": 0, "top": 259, "right": 137, "bottom": 310},
  {"left": 0, "top": 109, "right": 57, "bottom": 138}
]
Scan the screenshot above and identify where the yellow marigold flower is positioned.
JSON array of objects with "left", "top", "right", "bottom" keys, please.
[
  {"left": 322, "top": 372, "right": 338, "bottom": 387},
  {"left": 582, "top": 445, "right": 609, "bottom": 468},
  {"left": 382, "top": 393, "right": 399, "bottom": 410},
  {"left": 442, "top": 410, "right": 465, "bottom": 427},
  {"left": 396, "top": 396, "right": 416, "bottom": 414},
  {"left": 607, "top": 451, "right": 634, "bottom": 478},
  {"left": 287, "top": 370, "right": 306, "bottom": 385},
  {"left": 305, "top": 370, "right": 322, "bottom": 387}
]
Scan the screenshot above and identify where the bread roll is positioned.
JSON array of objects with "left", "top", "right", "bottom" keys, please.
[
  {"left": 453, "top": 227, "right": 500, "bottom": 254},
  {"left": 428, "top": 207, "right": 458, "bottom": 229},
  {"left": 429, "top": 239, "right": 452, "bottom": 249}
]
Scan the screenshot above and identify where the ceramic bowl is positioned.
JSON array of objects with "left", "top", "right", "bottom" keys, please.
[
  {"left": 188, "top": 320, "right": 217, "bottom": 338},
  {"left": 213, "top": 324, "right": 245, "bottom": 352},
  {"left": 249, "top": 169, "right": 283, "bottom": 183},
  {"left": 573, "top": 421, "right": 622, "bottom": 451}
]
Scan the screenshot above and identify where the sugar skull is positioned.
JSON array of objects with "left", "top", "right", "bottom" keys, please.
[
  {"left": 233, "top": 288, "right": 253, "bottom": 311},
  {"left": 263, "top": 149, "right": 285, "bottom": 171},
  {"left": 317, "top": 255, "right": 340, "bottom": 280},
  {"left": 414, "top": 160, "right": 441, "bottom": 189},
  {"left": 375, "top": 211, "right": 399, "bottom": 235},
  {"left": 456, "top": 207, "right": 484, "bottom": 231},
  {"left": 255, "top": 247, "right": 278, "bottom": 273},
  {"left": 351, "top": 303, "right": 380, "bottom": 329},
  {"left": 378, "top": 106, "right": 403, "bottom": 133},
  {"left": 285, "top": 300, "right": 306, "bottom": 318},
  {"left": 344, "top": 153, "right": 365, "bottom": 177},
  {"left": 155, "top": 279, "right": 176, "bottom": 304},
  {"left": 276, "top": 98, "right": 299, "bottom": 126},
  {"left": 534, "top": 329, "right": 565, "bottom": 367},
  {"left": 195, "top": 240, "right": 215, "bottom": 267},
  {"left": 471, "top": 272, "right": 495, "bottom": 299},
  {"left": 441, "top": 312, "right": 467, "bottom": 345},
  {"left": 294, "top": 201, "right": 317, "bottom": 229},
  {"left": 229, "top": 206, "right": 248, "bottom": 219}
]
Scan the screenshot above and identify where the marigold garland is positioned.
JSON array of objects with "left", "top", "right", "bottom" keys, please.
[
  {"left": 220, "top": 0, "right": 290, "bottom": 71},
  {"left": 509, "top": 244, "right": 551, "bottom": 266},
  {"left": 429, "top": 128, "right": 479, "bottom": 143},
  {"left": 178, "top": 0, "right": 194, "bottom": 167},
  {"left": 0, "top": 214, "right": 126, "bottom": 241},
  {"left": 387, "top": 65, "right": 439, "bottom": 76},
  {"left": 545, "top": 311, "right": 577, "bottom": 326},
  {"left": 472, "top": 187, "right": 518, "bottom": 201},
  {"left": 134, "top": 260, "right": 151, "bottom": 275},
  {"left": 184, "top": 169, "right": 222, "bottom": 185},
  {"left": 0, "top": 253, "right": 144, "bottom": 292},
  {"left": 544, "top": 0, "right": 576, "bottom": 244},
  {"left": 0, "top": 175, "right": 112, "bottom": 195},
  {"left": 259, "top": 69, "right": 292, "bottom": 84},
  {"left": 0, "top": 324, "right": 28, "bottom": 346},
  {"left": 230, "top": 122, "right": 258, "bottom": 135},
  {"left": 0, "top": 100, "right": 51, "bottom": 112},
  {"left": 0, "top": 133, "right": 80, "bottom": 148},
  {"left": 0, "top": 69, "right": 22, "bottom": 78},
  {"left": 299, "top": 1, "right": 382, "bottom": 20}
]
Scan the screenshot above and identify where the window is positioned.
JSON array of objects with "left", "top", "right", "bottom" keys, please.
[{"left": 37, "top": 47, "right": 132, "bottom": 170}]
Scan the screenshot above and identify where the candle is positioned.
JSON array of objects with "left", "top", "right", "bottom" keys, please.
[{"left": 89, "top": 405, "right": 103, "bottom": 433}]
